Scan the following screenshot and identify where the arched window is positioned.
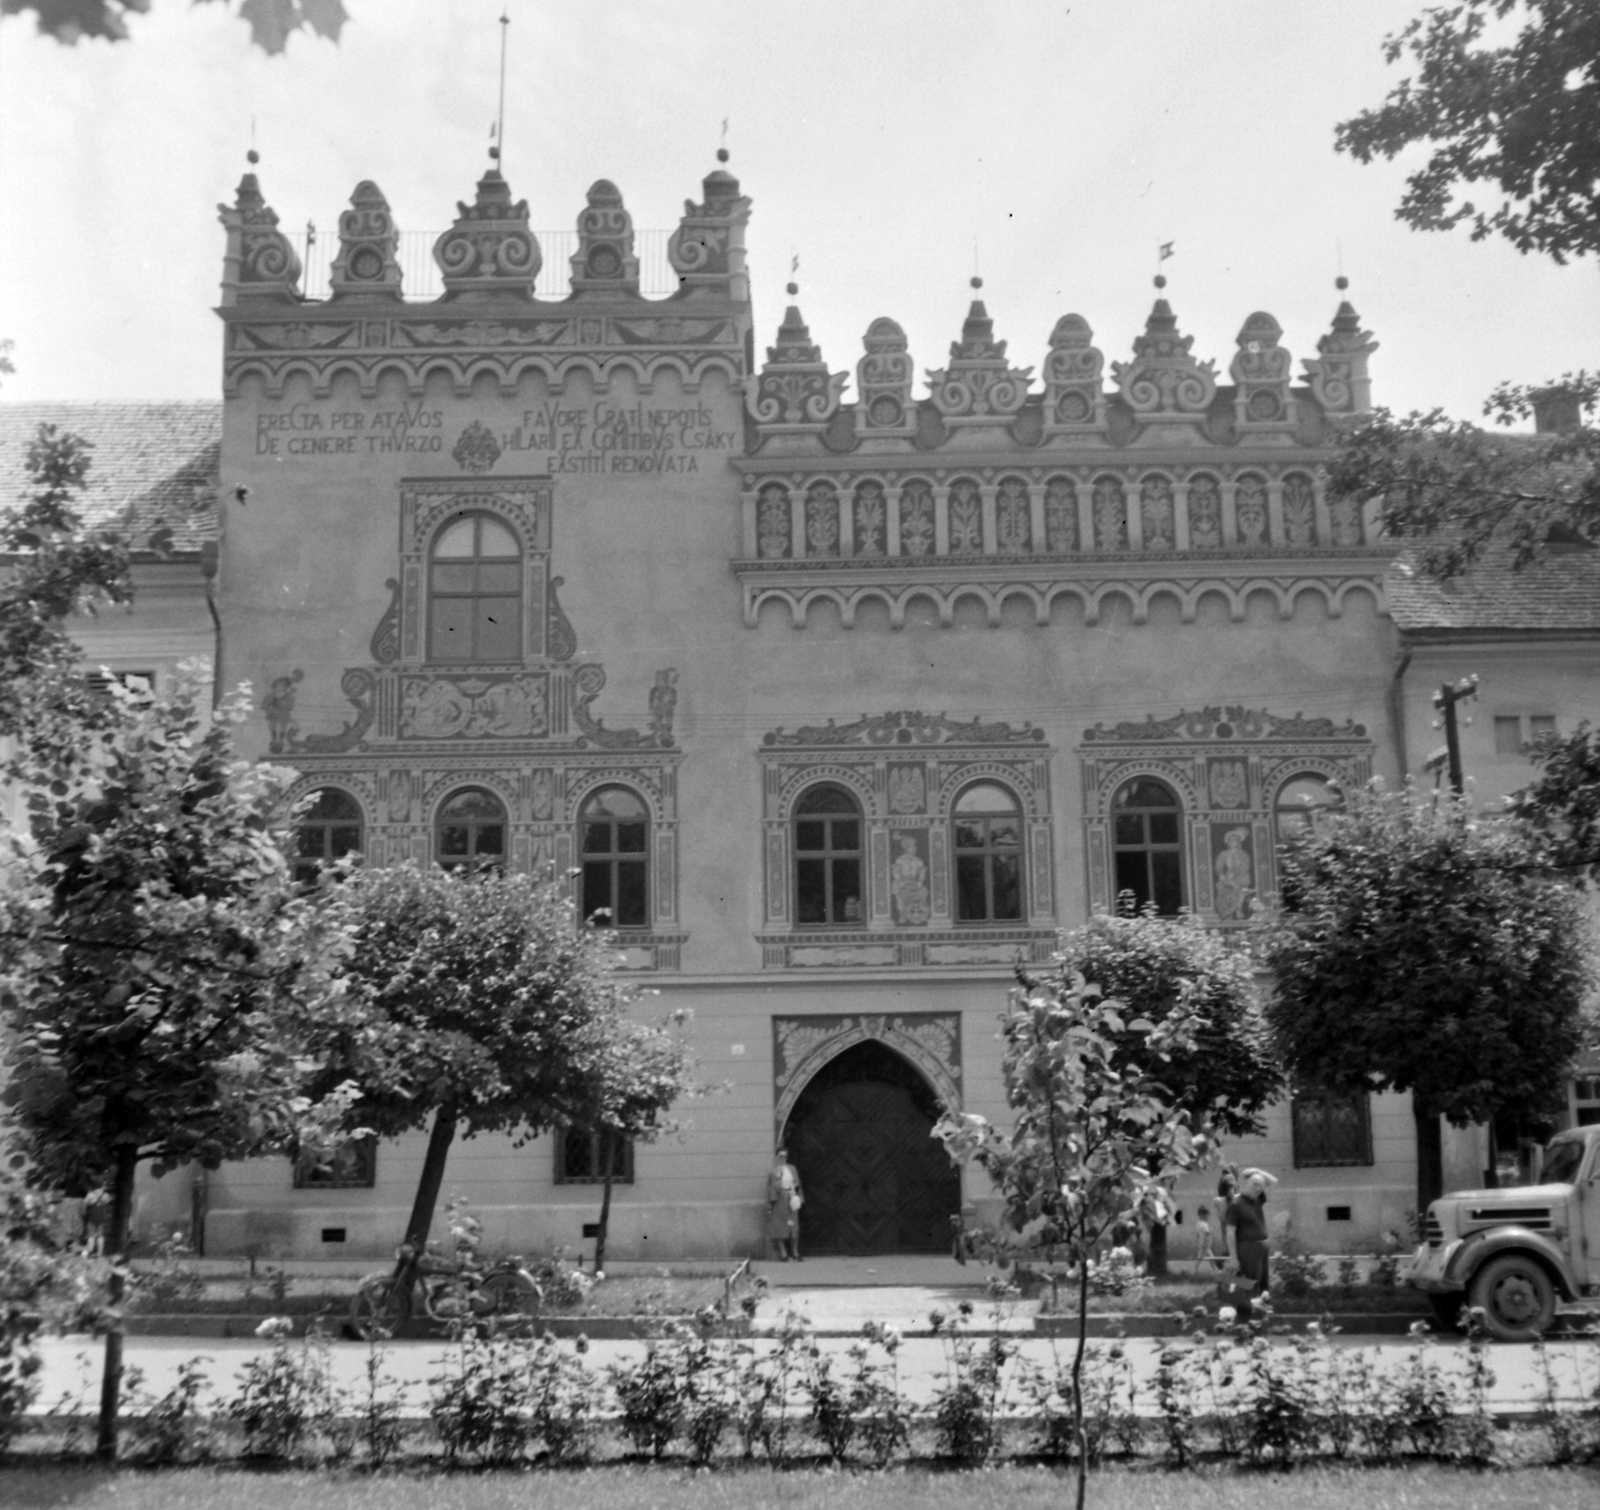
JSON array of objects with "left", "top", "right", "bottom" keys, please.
[
  {"left": 953, "top": 781, "right": 1023, "bottom": 922},
  {"left": 293, "top": 787, "right": 362, "bottom": 887},
  {"left": 435, "top": 787, "right": 507, "bottom": 873},
  {"left": 1112, "top": 777, "right": 1184, "bottom": 915},
  {"left": 580, "top": 786, "right": 649, "bottom": 927},
  {"left": 794, "top": 784, "right": 863, "bottom": 926},
  {"left": 1274, "top": 773, "right": 1341, "bottom": 846},
  {"left": 428, "top": 512, "right": 522, "bottom": 662}
]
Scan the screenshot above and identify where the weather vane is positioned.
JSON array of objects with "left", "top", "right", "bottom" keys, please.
[{"left": 491, "top": 8, "right": 511, "bottom": 167}]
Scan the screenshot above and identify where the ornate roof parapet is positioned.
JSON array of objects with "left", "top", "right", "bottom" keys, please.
[
  {"left": 1040, "top": 313, "right": 1108, "bottom": 440},
  {"left": 217, "top": 162, "right": 302, "bottom": 306},
  {"left": 433, "top": 166, "right": 542, "bottom": 301},
  {"left": 747, "top": 292, "right": 848, "bottom": 444},
  {"left": 853, "top": 318, "right": 918, "bottom": 444},
  {"left": 1302, "top": 279, "right": 1378, "bottom": 414},
  {"left": 328, "top": 180, "right": 403, "bottom": 301},
  {"left": 1230, "top": 311, "right": 1296, "bottom": 440},
  {"left": 924, "top": 285, "right": 1033, "bottom": 433},
  {"left": 567, "top": 179, "right": 641, "bottom": 298},
  {"left": 667, "top": 150, "right": 752, "bottom": 301},
  {"left": 1111, "top": 286, "right": 1218, "bottom": 432}
]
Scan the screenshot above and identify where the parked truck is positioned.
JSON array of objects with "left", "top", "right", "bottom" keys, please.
[{"left": 1406, "top": 1123, "right": 1600, "bottom": 1340}]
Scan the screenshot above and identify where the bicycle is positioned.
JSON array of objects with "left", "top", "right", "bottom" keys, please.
[{"left": 349, "top": 1240, "right": 542, "bottom": 1339}]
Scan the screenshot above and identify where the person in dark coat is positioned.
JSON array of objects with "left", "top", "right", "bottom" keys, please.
[
  {"left": 1223, "top": 1167, "right": 1278, "bottom": 1311},
  {"left": 765, "top": 1145, "right": 803, "bottom": 1261}
]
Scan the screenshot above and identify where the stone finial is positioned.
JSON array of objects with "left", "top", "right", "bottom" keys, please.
[
  {"left": 433, "top": 167, "right": 542, "bottom": 301},
  {"left": 1230, "top": 310, "right": 1296, "bottom": 436},
  {"left": 569, "top": 178, "right": 640, "bottom": 298},
  {"left": 329, "top": 180, "right": 403, "bottom": 301},
  {"left": 217, "top": 171, "right": 302, "bottom": 305},
  {"left": 924, "top": 299, "right": 1033, "bottom": 426},
  {"left": 1111, "top": 297, "right": 1217, "bottom": 417},
  {"left": 1302, "top": 291, "right": 1378, "bottom": 414},
  {"left": 854, "top": 317, "right": 917, "bottom": 441},
  {"left": 667, "top": 160, "right": 752, "bottom": 301},
  {"left": 1042, "top": 313, "right": 1108, "bottom": 437},
  {"left": 747, "top": 304, "right": 848, "bottom": 440}
]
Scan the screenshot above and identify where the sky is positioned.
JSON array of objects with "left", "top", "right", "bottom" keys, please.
[{"left": 0, "top": 0, "right": 1595, "bottom": 420}]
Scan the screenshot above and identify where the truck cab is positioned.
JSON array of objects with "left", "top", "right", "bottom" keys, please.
[{"left": 1406, "top": 1124, "right": 1600, "bottom": 1340}]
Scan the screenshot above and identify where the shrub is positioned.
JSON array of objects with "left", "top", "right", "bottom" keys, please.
[
  {"left": 526, "top": 1333, "right": 601, "bottom": 1463},
  {"left": 226, "top": 1323, "right": 339, "bottom": 1463},
  {"left": 1271, "top": 1249, "right": 1326, "bottom": 1300},
  {"left": 123, "top": 1356, "right": 214, "bottom": 1465},
  {"left": 428, "top": 1332, "right": 533, "bottom": 1465}
]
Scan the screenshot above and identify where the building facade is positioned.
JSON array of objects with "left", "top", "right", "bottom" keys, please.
[{"left": 25, "top": 147, "right": 1588, "bottom": 1261}]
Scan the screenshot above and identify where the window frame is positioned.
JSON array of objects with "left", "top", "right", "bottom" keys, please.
[
  {"left": 1272, "top": 772, "right": 1342, "bottom": 849},
  {"left": 792, "top": 783, "right": 865, "bottom": 928},
  {"left": 293, "top": 786, "right": 364, "bottom": 888},
  {"left": 1291, "top": 1087, "right": 1374, "bottom": 1168},
  {"left": 952, "top": 780, "right": 1025, "bottom": 924},
  {"left": 554, "top": 1128, "right": 635, "bottom": 1186},
  {"left": 1110, "top": 776, "right": 1185, "bottom": 916},
  {"left": 579, "top": 785, "right": 650, "bottom": 928},
  {"left": 427, "top": 510, "right": 524, "bottom": 664},
  {"left": 434, "top": 786, "right": 509, "bottom": 874}
]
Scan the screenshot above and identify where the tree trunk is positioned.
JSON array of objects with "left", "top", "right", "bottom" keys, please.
[
  {"left": 592, "top": 1128, "right": 615, "bottom": 1275},
  {"left": 1414, "top": 1099, "right": 1444, "bottom": 1217},
  {"left": 1072, "top": 1254, "right": 1090, "bottom": 1510},
  {"left": 94, "top": 1143, "right": 139, "bottom": 1463},
  {"left": 397, "top": 1103, "right": 459, "bottom": 1317}
]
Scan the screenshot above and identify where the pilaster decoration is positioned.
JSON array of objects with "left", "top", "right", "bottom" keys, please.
[
  {"left": 772, "top": 1012, "right": 962, "bottom": 1131},
  {"left": 369, "top": 578, "right": 401, "bottom": 664},
  {"left": 1041, "top": 314, "right": 1108, "bottom": 438},
  {"left": 1111, "top": 296, "right": 1217, "bottom": 422},
  {"left": 217, "top": 171, "right": 303, "bottom": 305},
  {"left": 756, "top": 710, "right": 1056, "bottom": 970},
  {"left": 567, "top": 179, "right": 641, "bottom": 298},
  {"left": 1302, "top": 285, "right": 1379, "bottom": 415},
  {"left": 666, "top": 157, "right": 752, "bottom": 300},
  {"left": 924, "top": 295, "right": 1033, "bottom": 429},
  {"left": 433, "top": 167, "right": 542, "bottom": 301},
  {"left": 854, "top": 318, "right": 919, "bottom": 442},
  {"left": 1230, "top": 311, "right": 1296, "bottom": 438},
  {"left": 1076, "top": 705, "right": 1374, "bottom": 925},
  {"left": 747, "top": 302, "right": 848, "bottom": 441},
  {"left": 328, "top": 180, "right": 404, "bottom": 301}
]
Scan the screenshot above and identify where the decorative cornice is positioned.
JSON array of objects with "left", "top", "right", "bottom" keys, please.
[
  {"left": 762, "top": 710, "right": 1045, "bottom": 748},
  {"left": 1082, "top": 705, "right": 1369, "bottom": 743}
]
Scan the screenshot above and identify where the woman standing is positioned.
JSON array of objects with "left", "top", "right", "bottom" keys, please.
[
  {"left": 765, "top": 1145, "right": 804, "bottom": 1262},
  {"left": 1223, "top": 1167, "right": 1278, "bottom": 1313}
]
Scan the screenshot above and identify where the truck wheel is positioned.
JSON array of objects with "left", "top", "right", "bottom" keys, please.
[
  {"left": 1427, "top": 1293, "right": 1465, "bottom": 1332},
  {"left": 1467, "top": 1253, "right": 1555, "bottom": 1342}
]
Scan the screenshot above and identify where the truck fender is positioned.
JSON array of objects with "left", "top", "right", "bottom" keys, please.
[{"left": 1443, "top": 1227, "right": 1579, "bottom": 1301}]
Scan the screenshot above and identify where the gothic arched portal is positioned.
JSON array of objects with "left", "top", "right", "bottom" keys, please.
[{"left": 781, "top": 1040, "right": 961, "bottom": 1255}]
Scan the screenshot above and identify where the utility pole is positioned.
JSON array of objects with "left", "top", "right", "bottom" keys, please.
[{"left": 1432, "top": 676, "right": 1479, "bottom": 795}]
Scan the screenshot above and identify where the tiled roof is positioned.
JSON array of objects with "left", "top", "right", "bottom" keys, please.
[
  {"left": 1388, "top": 537, "right": 1600, "bottom": 635},
  {"left": 0, "top": 402, "right": 220, "bottom": 552}
]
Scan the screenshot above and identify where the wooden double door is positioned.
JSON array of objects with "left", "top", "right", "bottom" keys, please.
[{"left": 785, "top": 1040, "right": 961, "bottom": 1255}]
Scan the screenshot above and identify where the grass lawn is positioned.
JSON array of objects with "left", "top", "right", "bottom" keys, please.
[{"left": 4, "top": 1464, "right": 1599, "bottom": 1510}]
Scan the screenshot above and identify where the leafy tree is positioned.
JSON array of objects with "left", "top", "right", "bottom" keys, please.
[
  {"left": 1265, "top": 783, "right": 1593, "bottom": 1213},
  {"left": 936, "top": 973, "right": 1212, "bottom": 1510},
  {"left": 1, "top": 0, "right": 347, "bottom": 53},
  {"left": 1052, "top": 909, "right": 1281, "bottom": 1272},
  {"left": 311, "top": 863, "right": 692, "bottom": 1309},
  {"left": 0, "top": 669, "right": 354, "bottom": 1459},
  {"left": 1335, "top": 0, "right": 1600, "bottom": 263},
  {"left": 1508, "top": 719, "right": 1600, "bottom": 877}
]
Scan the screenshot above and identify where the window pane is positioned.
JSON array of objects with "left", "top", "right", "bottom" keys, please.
[
  {"left": 988, "top": 817, "right": 1021, "bottom": 848},
  {"left": 1529, "top": 715, "right": 1556, "bottom": 739},
  {"left": 584, "top": 787, "right": 647, "bottom": 820},
  {"left": 954, "top": 820, "right": 986, "bottom": 850},
  {"left": 330, "top": 825, "right": 362, "bottom": 857},
  {"left": 441, "top": 789, "right": 505, "bottom": 822},
  {"left": 473, "top": 825, "right": 504, "bottom": 857},
  {"left": 297, "top": 827, "right": 326, "bottom": 858},
  {"left": 477, "top": 562, "right": 521, "bottom": 594},
  {"left": 795, "top": 821, "right": 827, "bottom": 853},
  {"left": 478, "top": 518, "right": 519, "bottom": 557},
  {"left": 581, "top": 861, "right": 612, "bottom": 919},
  {"left": 833, "top": 858, "right": 862, "bottom": 922},
  {"left": 439, "top": 825, "right": 470, "bottom": 857},
  {"left": 582, "top": 821, "right": 613, "bottom": 856},
  {"left": 1116, "top": 778, "right": 1176, "bottom": 809},
  {"left": 475, "top": 600, "right": 521, "bottom": 660},
  {"left": 1114, "top": 852, "right": 1148, "bottom": 909},
  {"left": 616, "top": 860, "right": 647, "bottom": 926},
  {"left": 831, "top": 820, "right": 860, "bottom": 852},
  {"left": 616, "top": 819, "right": 648, "bottom": 854},
  {"left": 1148, "top": 812, "right": 1179, "bottom": 845},
  {"left": 1494, "top": 715, "right": 1523, "bottom": 754},
  {"left": 797, "top": 785, "right": 857, "bottom": 815},
  {"left": 1151, "top": 850, "right": 1183, "bottom": 915},
  {"left": 1114, "top": 813, "right": 1143, "bottom": 846},
  {"left": 796, "top": 858, "right": 828, "bottom": 922},
  {"left": 991, "top": 854, "right": 1021, "bottom": 919},
  {"left": 433, "top": 517, "right": 476, "bottom": 556},
  {"left": 955, "top": 781, "right": 1018, "bottom": 814},
  {"left": 956, "top": 855, "right": 988, "bottom": 920},
  {"left": 308, "top": 788, "right": 361, "bottom": 820},
  {"left": 430, "top": 598, "right": 474, "bottom": 660},
  {"left": 431, "top": 563, "right": 476, "bottom": 594}
]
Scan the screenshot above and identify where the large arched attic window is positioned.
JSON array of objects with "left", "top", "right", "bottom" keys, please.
[
  {"left": 435, "top": 787, "right": 507, "bottom": 873},
  {"left": 429, "top": 512, "right": 522, "bottom": 662},
  {"left": 1112, "top": 777, "right": 1184, "bottom": 915}
]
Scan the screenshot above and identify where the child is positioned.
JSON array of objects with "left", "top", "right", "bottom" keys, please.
[{"left": 1193, "top": 1202, "right": 1222, "bottom": 1271}]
